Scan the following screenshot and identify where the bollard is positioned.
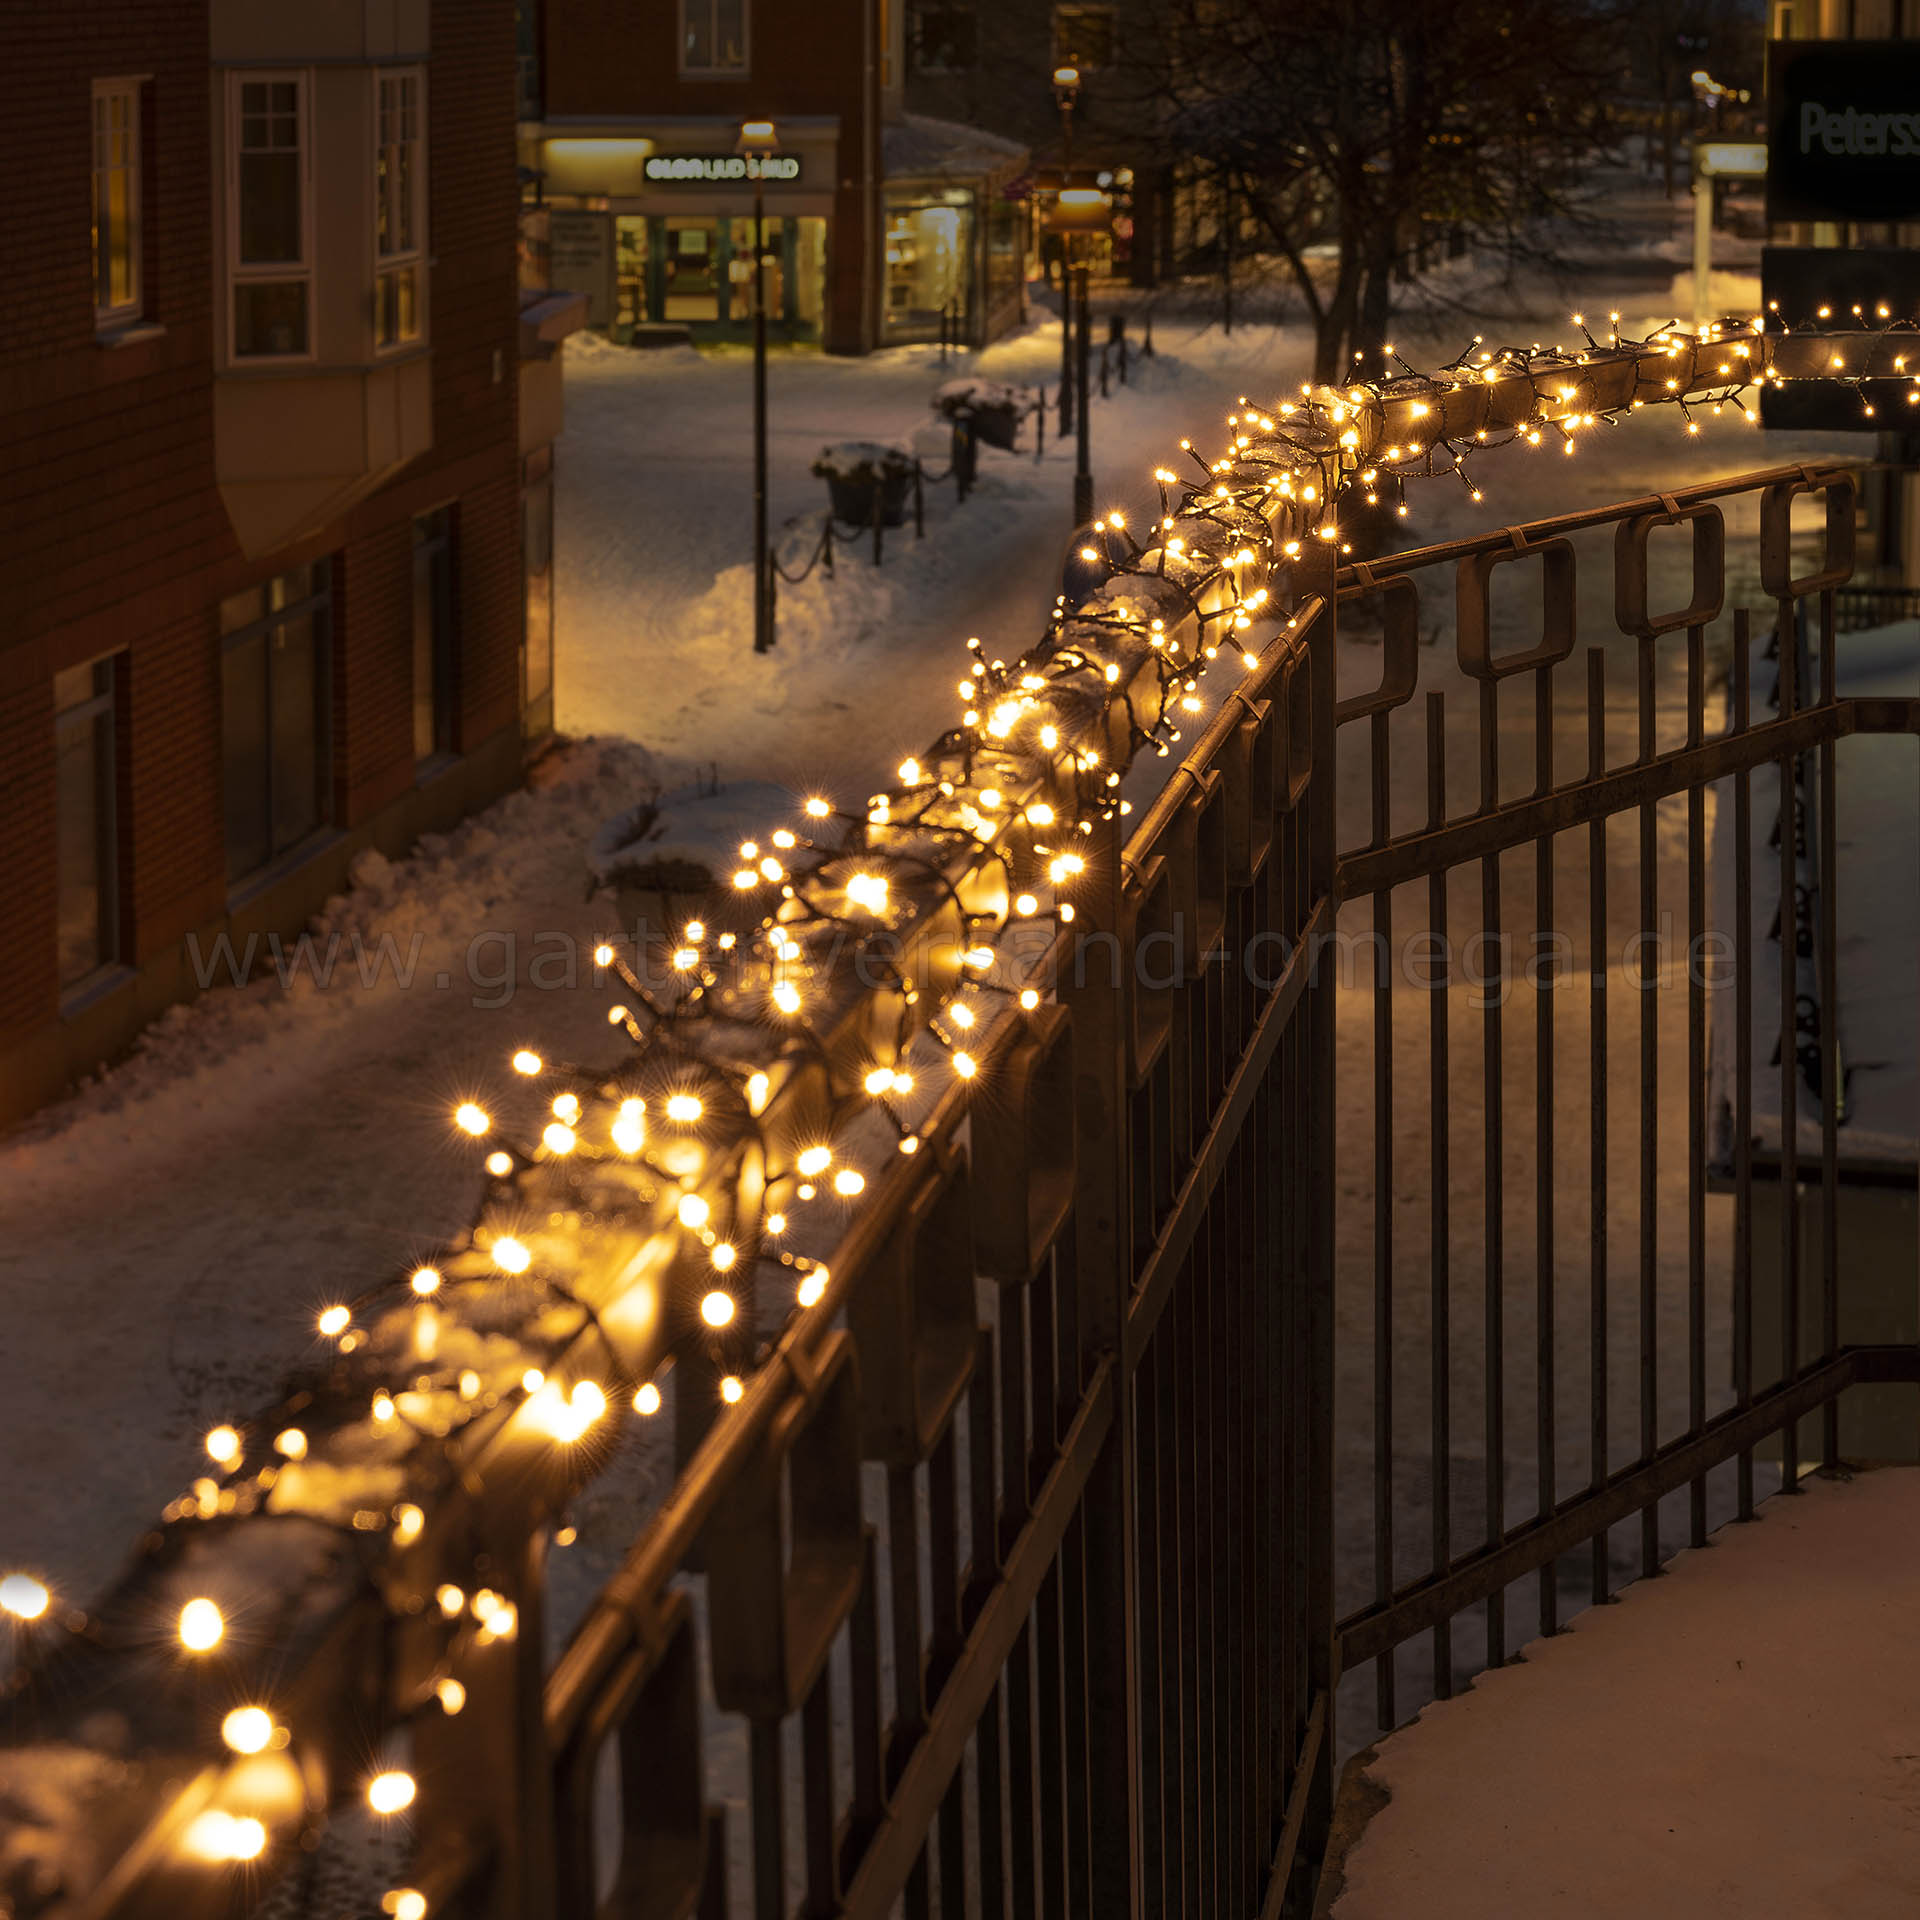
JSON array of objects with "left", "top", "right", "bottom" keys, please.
[
  {"left": 1035, "top": 388, "right": 1046, "bottom": 460},
  {"left": 914, "top": 457, "right": 925, "bottom": 538},
  {"left": 871, "top": 480, "right": 883, "bottom": 566},
  {"left": 1142, "top": 313, "right": 1155, "bottom": 357},
  {"left": 1099, "top": 345, "right": 1109, "bottom": 400}
]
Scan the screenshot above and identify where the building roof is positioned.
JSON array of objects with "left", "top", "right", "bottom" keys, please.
[{"left": 883, "top": 111, "right": 1028, "bottom": 185}]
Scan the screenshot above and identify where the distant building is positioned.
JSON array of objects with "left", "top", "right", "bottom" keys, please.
[
  {"left": 0, "top": 0, "right": 584, "bottom": 1127},
  {"left": 518, "top": 0, "right": 1029, "bottom": 351}
]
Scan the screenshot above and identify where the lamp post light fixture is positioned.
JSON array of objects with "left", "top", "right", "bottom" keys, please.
[{"left": 738, "top": 117, "right": 779, "bottom": 653}]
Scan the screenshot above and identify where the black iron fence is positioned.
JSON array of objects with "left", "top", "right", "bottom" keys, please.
[{"left": 6, "top": 328, "right": 1920, "bottom": 1920}]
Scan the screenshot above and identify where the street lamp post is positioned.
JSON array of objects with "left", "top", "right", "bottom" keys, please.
[
  {"left": 1053, "top": 66, "right": 1078, "bottom": 437},
  {"left": 738, "top": 118, "right": 779, "bottom": 654}
]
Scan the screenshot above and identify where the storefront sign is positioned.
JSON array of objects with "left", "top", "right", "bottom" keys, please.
[
  {"left": 644, "top": 154, "right": 802, "bottom": 183},
  {"left": 1767, "top": 39, "right": 1920, "bottom": 222}
]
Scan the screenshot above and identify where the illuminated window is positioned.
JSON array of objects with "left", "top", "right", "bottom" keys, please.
[
  {"left": 1052, "top": 4, "right": 1113, "bottom": 70},
  {"left": 375, "top": 70, "right": 427, "bottom": 350},
  {"left": 92, "top": 81, "right": 143, "bottom": 327},
  {"left": 54, "top": 657, "right": 122, "bottom": 988},
  {"left": 682, "top": 0, "right": 748, "bottom": 73},
  {"left": 229, "top": 73, "right": 310, "bottom": 358}
]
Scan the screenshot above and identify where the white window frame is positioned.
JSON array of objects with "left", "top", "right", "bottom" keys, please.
[
  {"left": 91, "top": 79, "right": 144, "bottom": 330},
  {"left": 373, "top": 65, "right": 429, "bottom": 353},
  {"left": 225, "top": 68, "right": 315, "bottom": 364},
  {"left": 679, "top": 0, "right": 750, "bottom": 76}
]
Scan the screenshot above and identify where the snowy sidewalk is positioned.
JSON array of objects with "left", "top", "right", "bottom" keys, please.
[{"left": 1324, "top": 1468, "right": 1920, "bottom": 1919}]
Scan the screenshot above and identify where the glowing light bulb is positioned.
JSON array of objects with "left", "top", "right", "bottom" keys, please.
[
  {"left": 455, "top": 1103, "right": 489, "bottom": 1136},
  {"left": 805, "top": 795, "right": 831, "bottom": 817},
  {"left": 385, "top": 1894, "right": 428, "bottom": 1920},
  {"left": 677, "top": 1192, "right": 712, "bottom": 1229},
  {"left": 594, "top": 943, "right": 614, "bottom": 967},
  {"left": 720, "top": 1375, "right": 745, "bottom": 1404},
  {"left": 372, "top": 1392, "right": 396, "bottom": 1424},
  {"left": 965, "top": 947, "right": 994, "bottom": 969},
  {"left": 185, "top": 1810, "right": 268, "bottom": 1863},
  {"left": 274, "top": 1427, "right": 307, "bottom": 1460},
  {"left": 317, "top": 1304, "right": 350, "bottom": 1337},
  {"left": 512, "top": 1050, "right": 542, "bottom": 1075},
  {"left": 436, "top": 1677, "right": 465, "bottom": 1714},
  {"left": 797, "top": 1145, "right": 833, "bottom": 1177},
  {"left": 0, "top": 1574, "right": 50, "bottom": 1621},
  {"left": 178, "top": 1598, "right": 224, "bottom": 1652},
  {"left": 492, "top": 1237, "right": 532, "bottom": 1274},
  {"left": 766, "top": 1211, "right": 787, "bottom": 1235},
  {"left": 701, "top": 1289, "right": 736, "bottom": 1328},
  {"left": 833, "top": 1168, "right": 866, "bottom": 1197},
  {"left": 1026, "top": 802, "right": 1056, "bottom": 826},
  {"left": 206, "top": 1425, "right": 242, "bottom": 1466},
  {"left": 747, "top": 1072, "right": 771, "bottom": 1114},
  {"left": 411, "top": 1266, "right": 441, "bottom": 1296},
  {"left": 542, "top": 1122, "right": 576, "bottom": 1155},
  {"left": 1014, "top": 893, "right": 1038, "bottom": 916},
  {"left": 771, "top": 980, "right": 801, "bottom": 1015},
  {"left": 710, "top": 1242, "right": 738, "bottom": 1273},
  {"left": 368, "top": 1771, "right": 417, "bottom": 1815},
  {"left": 1019, "top": 987, "right": 1041, "bottom": 1010},
  {"left": 666, "top": 1093, "right": 702, "bottom": 1123},
  {"left": 485, "top": 1150, "right": 513, "bottom": 1176},
  {"left": 222, "top": 1706, "right": 275, "bottom": 1754},
  {"left": 845, "top": 872, "right": 889, "bottom": 913},
  {"left": 393, "top": 1503, "right": 424, "bottom": 1544},
  {"left": 950, "top": 1002, "right": 976, "bottom": 1029},
  {"left": 611, "top": 1111, "right": 645, "bottom": 1154},
  {"left": 864, "top": 1066, "right": 894, "bottom": 1095},
  {"left": 672, "top": 947, "right": 699, "bottom": 971},
  {"left": 954, "top": 1052, "right": 978, "bottom": 1080},
  {"left": 634, "top": 1381, "right": 662, "bottom": 1415},
  {"left": 797, "top": 1269, "right": 828, "bottom": 1308},
  {"left": 892, "top": 1070, "right": 914, "bottom": 1094}
]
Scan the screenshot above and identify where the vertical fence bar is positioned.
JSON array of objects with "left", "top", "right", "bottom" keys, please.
[
  {"left": 1778, "top": 599, "right": 1801, "bottom": 1493},
  {"left": 1371, "top": 709, "right": 1396, "bottom": 1728},
  {"left": 1533, "top": 660, "right": 1558, "bottom": 1640},
  {"left": 1636, "top": 638, "right": 1660, "bottom": 1578},
  {"left": 1478, "top": 680, "right": 1506, "bottom": 1670},
  {"left": 1687, "top": 622, "right": 1708, "bottom": 1549},
  {"left": 751, "top": 1718, "right": 785, "bottom": 1920},
  {"left": 1817, "top": 585, "right": 1840, "bottom": 1469},
  {"left": 1426, "top": 691, "right": 1453, "bottom": 1700},
  {"left": 1732, "top": 611, "right": 1755, "bottom": 1521},
  {"left": 1586, "top": 649, "right": 1611, "bottom": 1604}
]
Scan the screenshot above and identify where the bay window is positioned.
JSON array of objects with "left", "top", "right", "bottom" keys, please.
[
  {"left": 375, "top": 70, "right": 426, "bottom": 350},
  {"left": 229, "top": 73, "right": 310, "bottom": 358}
]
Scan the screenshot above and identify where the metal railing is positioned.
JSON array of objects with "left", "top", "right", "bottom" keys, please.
[{"left": 5, "top": 325, "right": 1920, "bottom": 1920}]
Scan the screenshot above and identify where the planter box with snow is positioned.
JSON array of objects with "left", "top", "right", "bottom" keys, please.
[
  {"left": 812, "top": 442, "right": 914, "bottom": 529},
  {"left": 933, "top": 377, "right": 1025, "bottom": 451}
]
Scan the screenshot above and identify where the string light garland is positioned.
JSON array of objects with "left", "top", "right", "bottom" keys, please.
[{"left": 1, "top": 308, "right": 1905, "bottom": 1902}]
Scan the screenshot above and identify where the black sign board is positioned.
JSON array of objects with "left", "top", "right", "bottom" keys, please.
[
  {"left": 1767, "top": 39, "right": 1920, "bottom": 224},
  {"left": 1759, "top": 245, "right": 1920, "bottom": 431}
]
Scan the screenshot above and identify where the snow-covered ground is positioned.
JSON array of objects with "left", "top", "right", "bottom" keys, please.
[{"left": 0, "top": 169, "right": 1887, "bottom": 1712}]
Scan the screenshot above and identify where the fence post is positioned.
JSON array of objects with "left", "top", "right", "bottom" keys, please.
[
  {"left": 1036, "top": 387, "right": 1046, "bottom": 461},
  {"left": 1063, "top": 808, "right": 1142, "bottom": 1919},
  {"left": 766, "top": 547, "right": 778, "bottom": 645},
  {"left": 1292, "top": 546, "right": 1340, "bottom": 1913}
]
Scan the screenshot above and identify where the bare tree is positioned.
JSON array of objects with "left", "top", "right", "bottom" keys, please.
[{"left": 1139, "top": 0, "right": 1627, "bottom": 382}]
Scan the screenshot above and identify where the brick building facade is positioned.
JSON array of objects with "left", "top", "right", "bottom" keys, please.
[{"left": 0, "top": 0, "right": 579, "bottom": 1127}]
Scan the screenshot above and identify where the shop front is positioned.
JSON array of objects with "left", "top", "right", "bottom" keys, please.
[
  {"left": 534, "top": 117, "right": 841, "bottom": 347},
  {"left": 882, "top": 114, "right": 1029, "bottom": 348}
]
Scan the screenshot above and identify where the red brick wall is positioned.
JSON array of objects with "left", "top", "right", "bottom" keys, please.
[
  {"left": 0, "top": 0, "right": 528, "bottom": 1085},
  {"left": 542, "top": 0, "right": 880, "bottom": 352}
]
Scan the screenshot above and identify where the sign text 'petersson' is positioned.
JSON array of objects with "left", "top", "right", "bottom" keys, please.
[{"left": 1767, "top": 38, "right": 1920, "bottom": 222}]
